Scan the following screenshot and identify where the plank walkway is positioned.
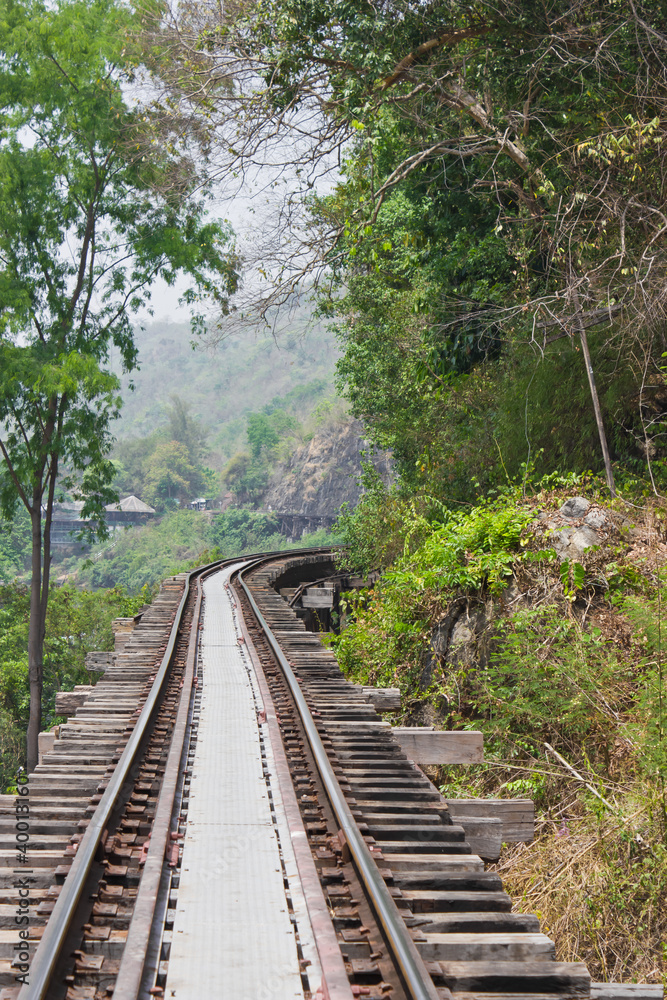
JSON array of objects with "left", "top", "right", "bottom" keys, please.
[{"left": 164, "top": 567, "right": 307, "bottom": 999}]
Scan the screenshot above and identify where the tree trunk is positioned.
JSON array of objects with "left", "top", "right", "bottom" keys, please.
[
  {"left": 576, "top": 324, "right": 616, "bottom": 498},
  {"left": 26, "top": 503, "right": 44, "bottom": 773},
  {"left": 570, "top": 276, "right": 617, "bottom": 498}
]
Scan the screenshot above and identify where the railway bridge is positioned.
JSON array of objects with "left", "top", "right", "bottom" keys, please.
[{"left": 0, "top": 550, "right": 660, "bottom": 1000}]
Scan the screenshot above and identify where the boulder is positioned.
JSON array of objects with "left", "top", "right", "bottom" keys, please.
[
  {"left": 550, "top": 525, "right": 601, "bottom": 560},
  {"left": 559, "top": 497, "right": 591, "bottom": 519},
  {"left": 584, "top": 509, "right": 608, "bottom": 529}
]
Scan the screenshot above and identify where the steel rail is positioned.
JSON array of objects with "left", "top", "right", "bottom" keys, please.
[
  {"left": 20, "top": 546, "right": 335, "bottom": 1000},
  {"left": 19, "top": 568, "right": 197, "bottom": 1000},
  {"left": 238, "top": 566, "right": 441, "bottom": 1000},
  {"left": 111, "top": 567, "right": 207, "bottom": 1000}
]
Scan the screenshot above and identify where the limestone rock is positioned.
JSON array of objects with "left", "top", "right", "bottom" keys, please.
[
  {"left": 451, "top": 622, "right": 474, "bottom": 648},
  {"left": 584, "top": 509, "right": 608, "bottom": 529},
  {"left": 551, "top": 524, "right": 601, "bottom": 560},
  {"left": 560, "top": 496, "right": 591, "bottom": 519},
  {"left": 262, "top": 417, "right": 393, "bottom": 519}
]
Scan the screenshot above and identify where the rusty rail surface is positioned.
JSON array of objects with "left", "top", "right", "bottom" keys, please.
[
  {"left": 238, "top": 563, "right": 440, "bottom": 1000},
  {"left": 18, "top": 548, "right": 332, "bottom": 1000}
]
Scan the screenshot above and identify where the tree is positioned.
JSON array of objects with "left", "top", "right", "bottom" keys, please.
[
  {"left": 143, "top": 440, "right": 213, "bottom": 509},
  {"left": 0, "top": 0, "right": 237, "bottom": 771},
  {"left": 164, "top": 395, "right": 209, "bottom": 464},
  {"left": 147, "top": 0, "right": 667, "bottom": 494},
  {"left": 222, "top": 452, "right": 269, "bottom": 505},
  {"left": 246, "top": 412, "right": 280, "bottom": 461}
]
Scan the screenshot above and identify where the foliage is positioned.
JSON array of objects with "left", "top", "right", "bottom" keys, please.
[
  {"left": 335, "top": 303, "right": 659, "bottom": 500},
  {"left": 495, "top": 801, "right": 667, "bottom": 984},
  {"left": 112, "top": 313, "right": 339, "bottom": 473},
  {"left": 0, "top": 508, "right": 30, "bottom": 582},
  {"left": 247, "top": 413, "right": 280, "bottom": 461},
  {"left": 208, "top": 508, "right": 284, "bottom": 553},
  {"left": 0, "top": 0, "right": 237, "bottom": 768},
  {"left": 332, "top": 485, "right": 667, "bottom": 980},
  {"left": 164, "top": 396, "right": 209, "bottom": 464},
  {"left": 0, "top": 580, "right": 147, "bottom": 776},
  {"left": 221, "top": 453, "right": 268, "bottom": 505},
  {"left": 0, "top": 709, "right": 25, "bottom": 794},
  {"left": 143, "top": 440, "right": 216, "bottom": 510},
  {"left": 74, "top": 509, "right": 341, "bottom": 591},
  {"left": 618, "top": 587, "right": 667, "bottom": 777},
  {"left": 334, "top": 485, "right": 667, "bottom": 780},
  {"left": 454, "top": 606, "right": 632, "bottom": 763},
  {"left": 150, "top": 0, "right": 667, "bottom": 500},
  {"left": 311, "top": 0, "right": 667, "bottom": 498},
  {"left": 334, "top": 488, "right": 548, "bottom": 685},
  {"left": 335, "top": 466, "right": 422, "bottom": 575},
  {"left": 337, "top": 467, "right": 546, "bottom": 575},
  {"left": 113, "top": 395, "right": 218, "bottom": 508},
  {"left": 386, "top": 500, "right": 539, "bottom": 594},
  {"left": 77, "top": 511, "right": 214, "bottom": 591}
]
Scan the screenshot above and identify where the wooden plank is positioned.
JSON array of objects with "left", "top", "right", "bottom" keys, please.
[
  {"left": 393, "top": 729, "right": 484, "bottom": 765},
  {"left": 592, "top": 986, "right": 664, "bottom": 1000},
  {"left": 362, "top": 687, "right": 401, "bottom": 711},
  {"left": 434, "top": 960, "right": 591, "bottom": 994},
  {"left": 417, "top": 931, "right": 555, "bottom": 962},
  {"left": 415, "top": 912, "right": 540, "bottom": 935},
  {"left": 302, "top": 591, "right": 334, "bottom": 608},
  {"left": 55, "top": 687, "right": 94, "bottom": 715},
  {"left": 37, "top": 731, "right": 56, "bottom": 765},
  {"left": 450, "top": 817, "right": 502, "bottom": 861},
  {"left": 85, "top": 651, "right": 115, "bottom": 672},
  {"left": 446, "top": 799, "right": 534, "bottom": 844}
]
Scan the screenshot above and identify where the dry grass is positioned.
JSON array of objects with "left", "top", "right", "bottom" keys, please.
[{"left": 491, "top": 792, "right": 667, "bottom": 985}]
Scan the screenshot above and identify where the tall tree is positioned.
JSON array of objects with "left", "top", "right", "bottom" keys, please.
[
  {"left": 0, "top": 0, "right": 237, "bottom": 771},
  {"left": 148, "top": 0, "right": 667, "bottom": 493},
  {"left": 164, "top": 395, "right": 209, "bottom": 465}
]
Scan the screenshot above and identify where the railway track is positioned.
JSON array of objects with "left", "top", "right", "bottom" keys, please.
[{"left": 0, "top": 550, "right": 655, "bottom": 1000}]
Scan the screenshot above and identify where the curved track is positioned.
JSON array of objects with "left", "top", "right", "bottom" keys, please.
[{"left": 0, "top": 550, "right": 602, "bottom": 1000}]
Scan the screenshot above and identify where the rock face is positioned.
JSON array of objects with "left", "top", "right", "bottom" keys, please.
[
  {"left": 404, "top": 495, "right": 667, "bottom": 727},
  {"left": 263, "top": 417, "right": 393, "bottom": 519},
  {"left": 538, "top": 496, "right": 610, "bottom": 561}
]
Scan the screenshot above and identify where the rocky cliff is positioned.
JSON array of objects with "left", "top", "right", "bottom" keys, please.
[{"left": 263, "top": 417, "right": 392, "bottom": 518}]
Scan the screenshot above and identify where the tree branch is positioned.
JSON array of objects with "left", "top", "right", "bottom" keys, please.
[{"left": 380, "top": 25, "right": 492, "bottom": 90}]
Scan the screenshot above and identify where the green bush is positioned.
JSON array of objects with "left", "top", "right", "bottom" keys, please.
[
  {"left": 334, "top": 489, "right": 548, "bottom": 687},
  {"left": 0, "top": 581, "right": 150, "bottom": 780}
]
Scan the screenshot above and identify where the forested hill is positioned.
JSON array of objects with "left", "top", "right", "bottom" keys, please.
[{"left": 114, "top": 309, "right": 339, "bottom": 468}]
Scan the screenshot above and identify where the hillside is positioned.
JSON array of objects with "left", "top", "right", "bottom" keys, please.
[
  {"left": 264, "top": 416, "right": 393, "bottom": 518},
  {"left": 333, "top": 480, "right": 667, "bottom": 985},
  {"left": 114, "top": 308, "right": 339, "bottom": 469}
]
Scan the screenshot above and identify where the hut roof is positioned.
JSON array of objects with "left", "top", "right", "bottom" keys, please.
[{"left": 105, "top": 495, "right": 155, "bottom": 514}]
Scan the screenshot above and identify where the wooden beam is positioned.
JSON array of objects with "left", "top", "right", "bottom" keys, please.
[
  {"left": 38, "top": 730, "right": 57, "bottom": 765},
  {"left": 450, "top": 816, "right": 502, "bottom": 860},
  {"left": 55, "top": 685, "right": 94, "bottom": 715},
  {"left": 302, "top": 588, "right": 334, "bottom": 608},
  {"left": 361, "top": 687, "right": 401, "bottom": 711},
  {"left": 446, "top": 799, "right": 534, "bottom": 844},
  {"left": 393, "top": 728, "right": 484, "bottom": 764},
  {"left": 85, "top": 651, "right": 115, "bottom": 672},
  {"left": 592, "top": 986, "right": 664, "bottom": 1000}
]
